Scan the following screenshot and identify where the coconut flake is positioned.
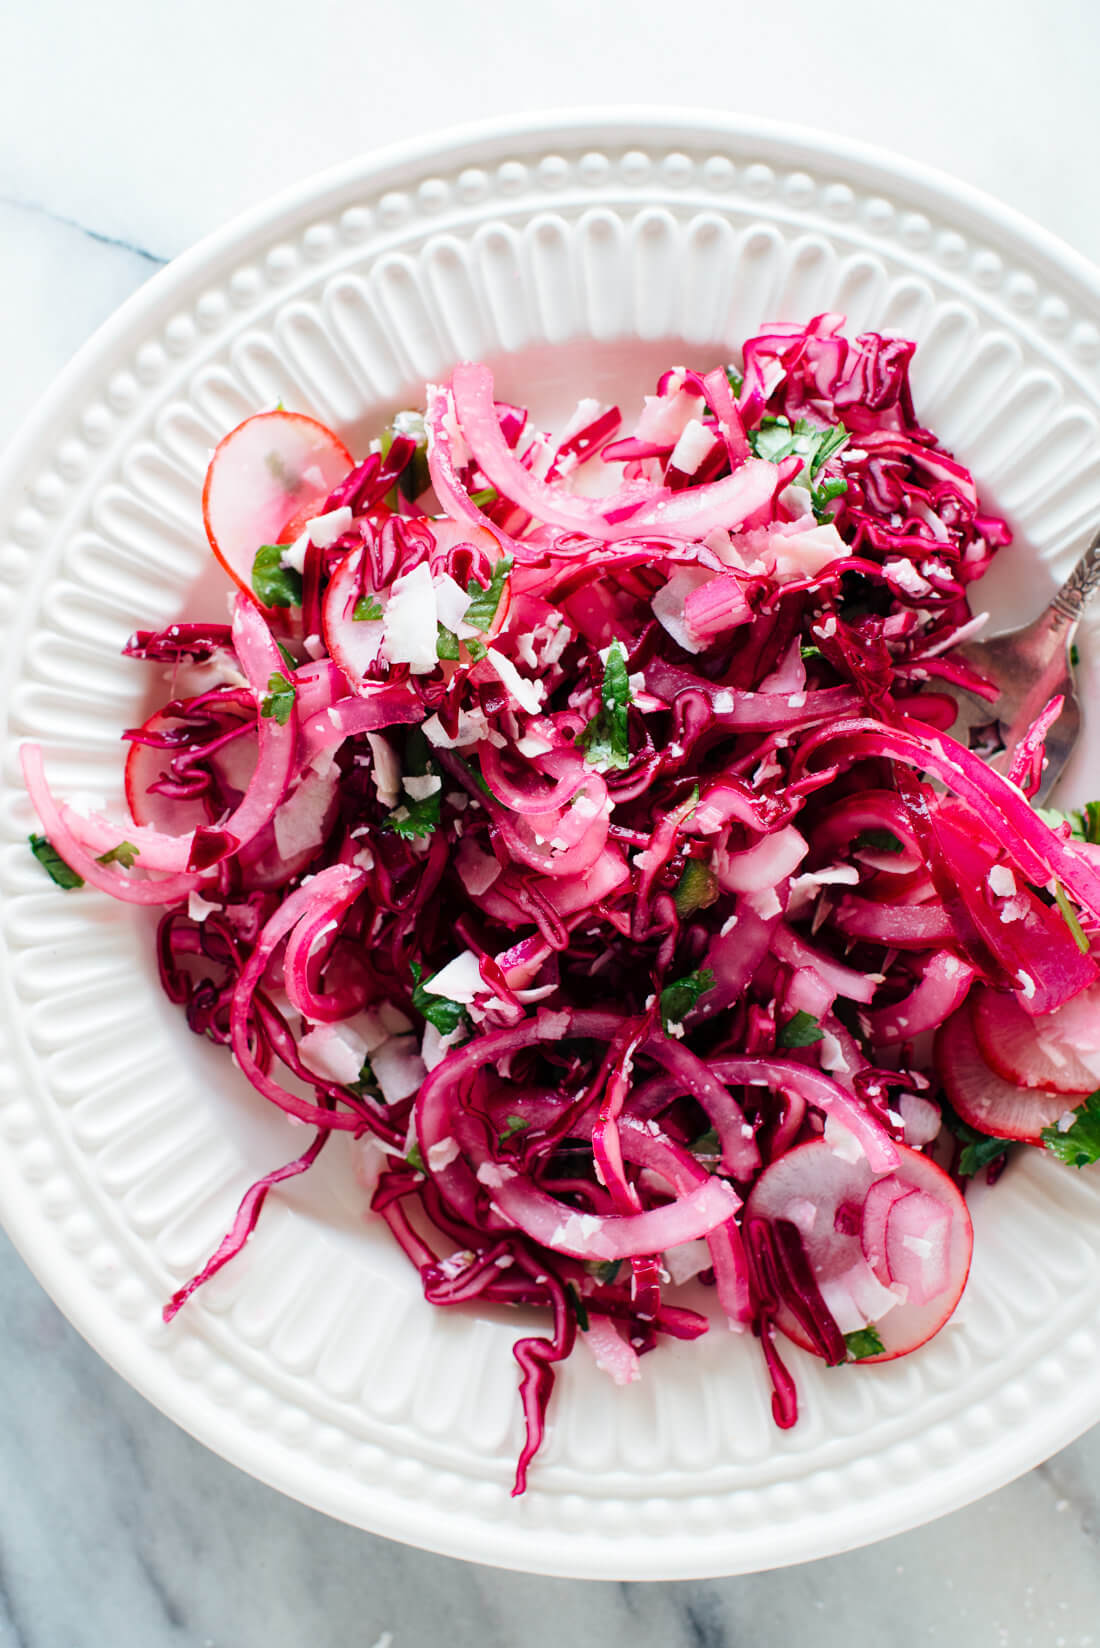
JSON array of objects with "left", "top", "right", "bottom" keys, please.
[
  {"left": 383, "top": 561, "right": 438, "bottom": 673},
  {"left": 485, "top": 648, "right": 544, "bottom": 715}
]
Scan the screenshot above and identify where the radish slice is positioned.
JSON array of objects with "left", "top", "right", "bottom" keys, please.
[
  {"left": 203, "top": 411, "right": 354, "bottom": 599},
  {"left": 935, "top": 1004, "right": 1070, "bottom": 1143},
  {"left": 970, "top": 983, "right": 1098, "bottom": 1096},
  {"left": 744, "top": 1138, "right": 972, "bottom": 1361}
]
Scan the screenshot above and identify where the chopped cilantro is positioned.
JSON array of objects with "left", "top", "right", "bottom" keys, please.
[
  {"left": 465, "top": 638, "right": 488, "bottom": 662},
  {"left": 410, "top": 961, "right": 467, "bottom": 1036},
  {"left": 28, "top": 834, "right": 83, "bottom": 889},
  {"left": 577, "top": 641, "right": 633, "bottom": 770},
  {"left": 565, "top": 1282, "right": 590, "bottom": 1332},
  {"left": 690, "top": 1126, "right": 721, "bottom": 1159},
  {"left": 499, "top": 1114, "right": 530, "bottom": 1141},
  {"left": 276, "top": 640, "right": 298, "bottom": 671},
  {"left": 844, "top": 1326, "right": 885, "bottom": 1360},
  {"left": 1041, "top": 1092, "right": 1100, "bottom": 1168},
  {"left": 592, "top": 1259, "right": 622, "bottom": 1285},
  {"left": 405, "top": 1141, "right": 426, "bottom": 1174},
  {"left": 945, "top": 1112, "right": 1012, "bottom": 1176},
  {"left": 778, "top": 1010, "right": 825, "bottom": 1049},
  {"left": 800, "top": 643, "right": 823, "bottom": 661},
  {"left": 659, "top": 968, "right": 715, "bottom": 1031},
  {"left": 96, "top": 841, "right": 138, "bottom": 870},
  {"left": 383, "top": 410, "right": 430, "bottom": 500},
  {"left": 348, "top": 1056, "right": 382, "bottom": 1102},
  {"left": 725, "top": 365, "right": 744, "bottom": 396},
  {"left": 251, "top": 543, "right": 303, "bottom": 609},
  {"left": 673, "top": 858, "right": 719, "bottom": 919},
  {"left": 469, "top": 486, "right": 498, "bottom": 509},
  {"left": 436, "top": 624, "right": 461, "bottom": 661},
  {"left": 748, "top": 416, "right": 850, "bottom": 518},
  {"left": 1071, "top": 642, "right": 1081, "bottom": 667},
  {"left": 464, "top": 555, "right": 513, "bottom": 632},
  {"left": 260, "top": 672, "right": 297, "bottom": 725},
  {"left": 353, "top": 594, "right": 383, "bottom": 622},
  {"left": 853, "top": 827, "right": 904, "bottom": 855},
  {"left": 383, "top": 793, "right": 440, "bottom": 839},
  {"left": 1053, "top": 880, "right": 1090, "bottom": 955}
]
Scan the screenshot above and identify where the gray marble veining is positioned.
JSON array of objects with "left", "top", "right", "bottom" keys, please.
[{"left": 4, "top": 3, "right": 1100, "bottom": 1641}]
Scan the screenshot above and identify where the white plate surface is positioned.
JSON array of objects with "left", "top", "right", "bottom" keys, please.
[{"left": 3, "top": 111, "right": 1100, "bottom": 1580}]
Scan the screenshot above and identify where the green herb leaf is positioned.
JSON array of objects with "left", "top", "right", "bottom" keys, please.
[
  {"left": 435, "top": 624, "right": 461, "bottom": 661},
  {"left": 251, "top": 543, "right": 303, "bottom": 609},
  {"left": 778, "top": 1010, "right": 825, "bottom": 1049},
  {"left": 690, "top": 1126, "right": 721, "bottom": 1159},
  {"left": 468, "top": 486, "right": 498, "bottom": 509},
  {"left": 565, "top": 1281, "right": 590, "bottom": 1332},
  {"left": 383, "top": 791, "right": 441, "bottom": 840},
  {"left": 410, "top": 961, "right": 468, "bottom": 1036},
  {"left": 465, "top": 638, "right": 488, "bottom": 662},
  {"left": 591, "top": 1259, "right": 622, "bottom": 1285},
  {"left": 800, "top": 643, "right": 823, "bottom": 661},
  {"left": 1053, "top": 880, "right": 1091, "bottom": 955},
  {"left": 28, "top": 833, "right": 83, "bottom": 889},
  {"left": 844, "top": 1326, "right": 885, "bottom": 1361},
  {"left": 1042, "top": 1092, "right": 1100, "bottom": 1168},
  {"left": 853, "top": 827, "right": 904, "bottom": 856},
  {"left": 464, "top": 556, "right": 513, "bottom": 632},
  {"left": 353, "top": 594, "right": 383, "bottom": 622},
  {"left": 383, "top": 410, "right": 430, "bottom": 501},
  {"left": 673, "top": 858, "right": 719, "bottom": 919},
  {"left": 748, "top": 416, "right": 850, "bottom": 519},
  {"left": 1071, "top": 642, "right": 1080, "bottom": 667},
  {"left": 405, "top": 1141, "right": 426, "bottom": 1175},
  {"left": 659, "top": 968, "right": 715, "bottom": 1031},
  {"left": 96, "top": 841, "right": 138, "bottom": 870},
  {"left": 276, "top": 640, "right": 298, "bottom": 671},
  {"left": 260, "top": 671, "right": 297, "bottom": 725},
  {"left": 577, "top": 641, "right": 633, "bottom": 771},
  {"left": 944, "top": 1112, "right": 1012, "bottom": 1176},
  {"left": 348, "top": 1056, "right": 382, "bottom": 1102},
  {"left": 724, "top": 365, "right": 744, "bottom": 396},
  {"left": 499, "top": 1114, "right": 530, "bottom": 1141}
]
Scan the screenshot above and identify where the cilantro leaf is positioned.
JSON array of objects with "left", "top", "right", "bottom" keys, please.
[
  {"left": 383, "top": 792, "right": 441, "bottom": 839},
  {"left": 800, "top": 643, "right": 823, "bottom": 661},
  {"left": 944, "top": 1112, "right": 1012, "bottom": 1176},
  {"left": 673, "top": 859, "right": 719, "bottom": 919},
  {"left": 276, "top": 640, "right": 298, "bottom": 671},
  {"left": 844, "top": 1326, "right": 885, "bottom": 1360},
  {"left": 853, "top": 827, "right": 904, "bottom": 856},
  {"left": 690, "top": 1126, "right": 721, "bottom": 1159},
  {"left": 565, "top": 1282, "right": 590, "bottom": 1332},
  {"left": 465, "top": 638, "right": 488, "bottom": 662},
  {"left": 383, "top": 410, "right": 430, "bottom": 500},
  {"left": 260, "top": 672, "right": 296, "bottom": 725},
  {"left": 1042, "top": 1092, "right": 1100, "bottom": 1168},
  {"left": 1078, "top": 802, "right": 1100, "bottom": 844},
  {"left": 468, "top": 486, "right": 498, "bottom": 509},
  {"left": 96, "top": 841, "right": 138, "bottom": 870},
  {"left": 725, "top": 365, "right": 744, "bottom": 396},
  {"left": 659, "top": 969, "right": 715, "bottom": 1031},
  {"left": 251, "top": 544, "right": 303, "bottom": 609},
  {"left": 499, "top": 1114, "right": 530, "bottom": 1141},
  {"left": 28, "top": 834, "right": 83, "bottom": 889},
  {"left": 410, "top": 961, "right": 467, "bottom": 1036},
  {"left": 405, "top": 1141, "right": 426, "bottom": 1174},
  {"left": 591, "top": 1259, "right": 622, "bottom": 1285},
  {"left": 464, "top": 556, "right": 513, "bottom": 632},
  {"left": 1053, "top": 880, "right": 1090, "bottom": 955},
  {"left": 778, "top": 1010, "right": 825, "bottom": 1049},
  {"left": 353, "top": 594, "right": 383, "bottom": 622},
  {"left": 748, "top": 416, "right": 849, "bottom": 519},
  {"left": 577, "top": 641, "right": 633, "bottom": 770},
  {"left": 436, "top": 623, "right": 461, "bottom": 661}
]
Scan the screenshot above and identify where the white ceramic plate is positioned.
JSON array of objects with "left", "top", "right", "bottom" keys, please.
[{"left": 3, "top": 111, "right": 1100, "bottom": 1580}]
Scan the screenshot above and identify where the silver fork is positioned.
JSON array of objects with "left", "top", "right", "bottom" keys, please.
[{"left": 937, "top": 529, "right": 1100, "bottom": 804}]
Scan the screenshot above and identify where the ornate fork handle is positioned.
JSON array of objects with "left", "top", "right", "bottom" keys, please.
[{"left": 1050, "top": 527, "right": 1100, "bottom": 622}]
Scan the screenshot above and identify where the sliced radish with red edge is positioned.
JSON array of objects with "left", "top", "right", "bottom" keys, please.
[{"left": 935, "top": 1004, "right": 1071, "bottom": 1143}]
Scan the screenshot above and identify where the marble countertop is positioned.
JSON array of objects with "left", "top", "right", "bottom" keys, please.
[{"left": 4, "top": 2, "right": 1100, "bottom": 1642}]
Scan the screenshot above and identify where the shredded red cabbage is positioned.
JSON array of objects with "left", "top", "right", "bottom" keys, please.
[{"left": 23, "top": 314, "right": 1100, "bottom": 1493}]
